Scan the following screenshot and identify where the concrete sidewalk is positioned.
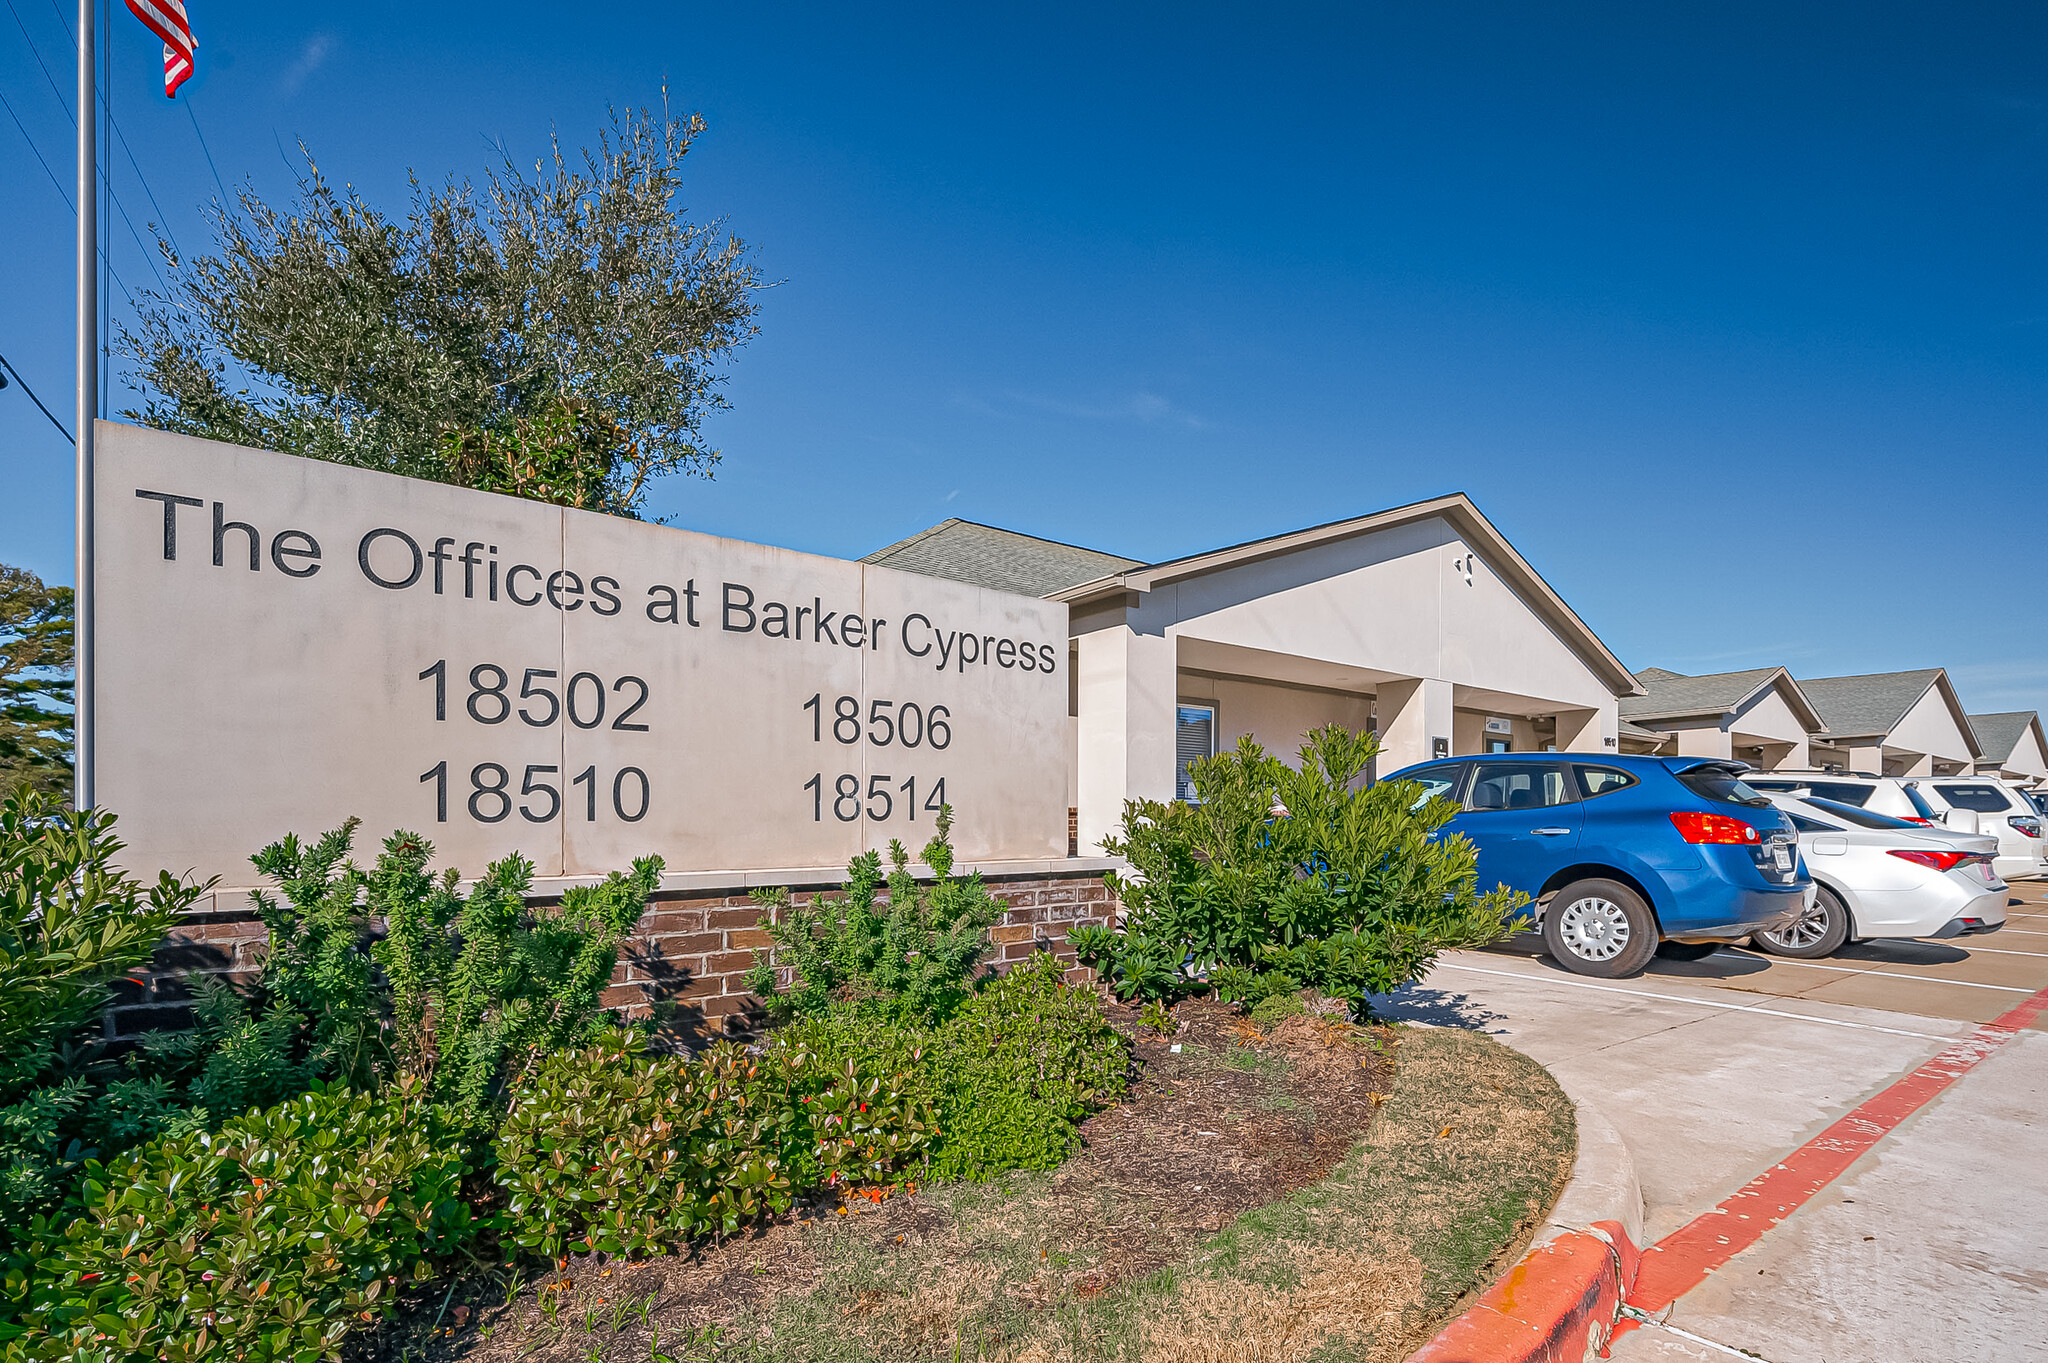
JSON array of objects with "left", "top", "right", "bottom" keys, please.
[{"left": 1380, "top": 951, "right": 2048, "bottom": 1361}]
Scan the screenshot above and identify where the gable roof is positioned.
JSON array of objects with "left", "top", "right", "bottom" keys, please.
[
  {"left": 862, "top": 519, "right": 1143, "bottom": 598},
  {"left": 1801, "top": 669, "right": 1979, "bottom": 754},
  {"left": 1047, "top": 492, "right": 1643, "bottom": 697},
  {"left": 1969, "top": 711, "right": 2041, "bottom": 764},
  {"left": 1619, "top": 666, "right": 1827, "bottom": 732}
]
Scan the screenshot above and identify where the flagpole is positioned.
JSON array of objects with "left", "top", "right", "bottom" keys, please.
[{"left": 74, "top": 0, "right": 95, "bottom": 811}]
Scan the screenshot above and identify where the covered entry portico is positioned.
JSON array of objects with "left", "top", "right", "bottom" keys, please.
[{"left": 1053, "top": 496, "right": 1641, "bottom": 855}]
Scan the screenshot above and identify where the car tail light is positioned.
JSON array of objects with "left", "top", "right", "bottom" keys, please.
[
  {"left": 2009, "top": 816, "right": 2043, "bottom": 840},
  {"left": 1897, "top": 816, "right": 1933, "bottom": 825},
  {"left": 1888, "top": 849, "right": 1971, "bottom": 872},
  {"left": 1669, "top": 811, "right": 1762, "bottom": 844}
]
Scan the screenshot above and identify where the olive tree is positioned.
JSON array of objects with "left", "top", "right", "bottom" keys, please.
[{"left": 121, "top": 105, "right": 762, "bottom": 518}]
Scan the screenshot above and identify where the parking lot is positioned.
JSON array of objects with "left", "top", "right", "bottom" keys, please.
[
  {"left": 1541, "top": 882, "right": 2048, "bottom": 1030},
  {"left": 1387, "top": 880, "right": 2048, "bottom": 1361}
]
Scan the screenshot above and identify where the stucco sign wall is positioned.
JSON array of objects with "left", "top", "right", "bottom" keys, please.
[{"left": 95, "top": 423, "right": 1069, "bottom": 889}]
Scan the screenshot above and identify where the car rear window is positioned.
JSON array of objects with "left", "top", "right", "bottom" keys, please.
[
  {"left": 1932, "top": 783, "right": 2015, "bottom": 814},
  {"left": 1572, "top": 765, "right": 1639, "bottom": 799},
  {"left": 1674, "top": 767, "right": 1771, "bottom": 807},
  {"left": 1807, "top": 796, "right": 1925, "bottom": 830},
  {"left": 1747, "top": 779, "right": 1872, "bottom": 805},
  {"left": 1786, "top": 812, "right": 1838, "bottom": 833}
]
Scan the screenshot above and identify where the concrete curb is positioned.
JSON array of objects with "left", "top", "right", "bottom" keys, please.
[{"left": 1405, "top": 1092, "right": 1643, "bottom": 1363}]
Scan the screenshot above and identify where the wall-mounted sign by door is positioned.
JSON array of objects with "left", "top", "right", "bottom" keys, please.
[{"left": 95, "top": 423, "right": 1069, "bottom": 892}]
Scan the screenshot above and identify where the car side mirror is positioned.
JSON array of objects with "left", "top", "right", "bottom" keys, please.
[{"left": 1942, "top": 809, "right": 1980, "bottom": 833}]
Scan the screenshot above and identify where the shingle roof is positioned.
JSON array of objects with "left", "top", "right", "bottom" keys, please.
[
  {"left": 1799, "top": 670, "right": 1945, "bottom": 740},
  {"left": 1619, "top": 667, "right": 1783, "bottom": 719},
  {"left": 862, "top": 519, "right": 1143, "bottom": 597},
  {"left": 1969, "top": 712, "right": 2039, "bottom": 764},
  {"left": 1618, "top": 718, "right": 1672, "bottom": 746},
  {"left": 1618, "top": 666, "right": 1827, "bottom": 733}
]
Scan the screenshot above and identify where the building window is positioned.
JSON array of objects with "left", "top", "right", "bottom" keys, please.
[
  {"left": 1487, "top": 738, "right": 1511, "bottom": 753},
  {"left": 1176, "top": 704, "right": 1216, "bottom": 801}
]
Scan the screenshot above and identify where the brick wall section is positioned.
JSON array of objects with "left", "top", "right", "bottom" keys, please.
[{"left": 109, "top": 870, "right": 1120, "bottom": 1044}]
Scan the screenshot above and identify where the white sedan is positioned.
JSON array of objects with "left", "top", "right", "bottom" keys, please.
[{"left": 1755, "top": 794, "right": 2008, "bottom": 958}]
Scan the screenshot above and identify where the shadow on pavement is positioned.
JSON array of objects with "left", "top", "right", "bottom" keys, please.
[
  {"left": 1835, "top": 939, "right": 1971, "bottom": 965},
  {"left": 1366, "top": 984, "right": 1512, "bottom": 1033},
  {"left": 1643, "top": 950, "right": 1774, "bottom": 980}
]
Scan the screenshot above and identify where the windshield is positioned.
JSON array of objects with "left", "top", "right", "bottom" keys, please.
[
  {"left": 1902, "top": 784, "right": 1941, "bottom": 821},
  {"left": 1806, "top": 796, "right": 1926, "bottom": 831},
  {"left": 1676, "top": 767, "right": 1772, "bottom": 807}
]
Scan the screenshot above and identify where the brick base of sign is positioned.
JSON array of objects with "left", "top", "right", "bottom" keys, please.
[{"left": 106, "top": 868, "right": 1122, "bottom": 1045}]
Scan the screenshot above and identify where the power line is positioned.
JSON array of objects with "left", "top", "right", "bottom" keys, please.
[
  {"left": 0, "top": 85, "right": 140, "bottom": 308},
  {"left": 0, "top": 82, "right": 67, "bottom": 208},
  {"left": 8, "top": 0, "right": 183, "bottom": 260},
  {"left": 0, "top": 349, "right": 76, "bottom": 443},
  {"left": 183, "top": 91, "right": 229, "bottom": 206},
  {"left": 7, "top": 0, "right": 167, "bottom": 300}
]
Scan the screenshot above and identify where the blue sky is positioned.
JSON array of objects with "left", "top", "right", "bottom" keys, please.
[{"left": 3, "top": 2, "right": 2044, "bottom": 709}]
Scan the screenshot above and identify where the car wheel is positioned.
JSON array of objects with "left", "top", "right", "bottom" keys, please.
[
  {"left": 1755, "top": 887, "right": 1851, "bottom": 958},
  {"left": 1655, "top": 940, "right": 1721, "bottom": 961},
  {"left": 1543, "top": 879, "right": 1658, "bottom": 978}
]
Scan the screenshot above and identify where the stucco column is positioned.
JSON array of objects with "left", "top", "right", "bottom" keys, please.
[
  {"left": 1075, "top": 625, "right": 1177, "bottom": 857},
  {"left": 1845, "top": 743, "right": 1884, "bottom": 776},
  {"left": 1900, "top": 751, "right": 1934, "bottom": 777},
  {"left": 1377, "top": 677, "right": 1453, "bottom": 770},
  {"left": 1554, "top": 707, "right": 1608, "bottom": 755},
  {"left": 1675, "top": 726, "right": 1734, "bottom": 759}
]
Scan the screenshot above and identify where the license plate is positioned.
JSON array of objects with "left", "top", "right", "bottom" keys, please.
[{"left": 1772, "top": 844, "right": 1792, "bottom": 872}]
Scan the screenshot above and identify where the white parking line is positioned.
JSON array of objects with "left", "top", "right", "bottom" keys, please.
[
  {"left": 1702, "top": 952, "right": 2036, "bottom": 993},
  {"left": 1430, "top": 962, "right": 1954, "bottom": 1040},
  {"left": 1950, "top": 944, "right": 2048, "bottom": 959}
]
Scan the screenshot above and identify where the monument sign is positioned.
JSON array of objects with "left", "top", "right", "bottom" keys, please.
[{"left": 95, "top": 423, "right": 1070, "bottom": 890}]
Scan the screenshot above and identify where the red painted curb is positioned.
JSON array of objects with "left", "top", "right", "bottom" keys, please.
[
  {"left": 1626, "top": 979, "right": 2048, "bottom": 1315},
  {"left": 1406, "top": 1219, "right": 1640, "bottom": 1363},
  {"left": 1412, "top": 979, "right": 2048, "bottom": 1363}
]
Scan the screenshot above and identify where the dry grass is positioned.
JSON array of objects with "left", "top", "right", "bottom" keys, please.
[{"left": 726, "top": 1023, "right": 1572, "bottom": 1363}]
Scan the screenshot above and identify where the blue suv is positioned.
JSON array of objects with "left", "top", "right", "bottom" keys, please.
[{"left": 1382, "top": 753, "right": 1811, "bottom": 977}]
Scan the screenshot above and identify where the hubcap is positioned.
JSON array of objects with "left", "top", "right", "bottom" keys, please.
[
  {"left": 1766, "top": 899, "right": 1832, "bottom": 950},
  {"left": 1558, "top": 896, "right": 1631, "bottom": 962}
]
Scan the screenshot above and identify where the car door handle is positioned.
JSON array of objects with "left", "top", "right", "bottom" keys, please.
[{"left": 1530, "top": 827, "right": 1572, "bottom": 836}]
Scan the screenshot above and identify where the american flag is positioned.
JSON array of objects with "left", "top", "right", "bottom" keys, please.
[{"left": 124, "top": 1, "right": 196, "bottom": 98}]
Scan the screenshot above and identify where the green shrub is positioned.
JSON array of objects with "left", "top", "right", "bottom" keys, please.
[
  {"left": 1, "top": 1078, "right": 474, "bottom": 1363},
  {"left": 927, "top": 952, "right": 1128, "bottom": 1178},
  {"left": 178, "top": 821, "right": 665, "bottom": 1130},
  {"left": 373, "top": 832, "right": 666, "bottom": 1124},
  {"left": 1070, "top": 724, "right": 1528, "bottom": 1014},
  {"left": 0, "top": 793, "right": 212, "bottom": 1240},
  {"left": 493, "top": 1030, "right": 933, "bottom": 1259},
  {"left": 1249, "top": 990, "right": 1307, "bottom": 1029},
  {"left": 744, "top": 808, "right": 1000, "bottom": 1026},
  {"left": 787, "top": 952, "right": 1129, "bottom": 1183}
]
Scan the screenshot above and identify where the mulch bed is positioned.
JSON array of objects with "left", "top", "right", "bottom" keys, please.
[{"left": 350, "top": 996, "right": 1395, "bottom": 1362}]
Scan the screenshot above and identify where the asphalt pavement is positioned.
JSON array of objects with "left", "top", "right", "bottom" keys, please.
[{"left": 1381, "top": 880, "right": 2048, "bottom": 1362}]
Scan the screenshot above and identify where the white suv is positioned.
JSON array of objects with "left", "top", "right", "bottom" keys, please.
[
  {"left": 1906, "top": 778, "right": 2048, "bottom": 882},
  {"left": 1744, "top": 771, "right": 2048, "bottom": 882},
  {"left": 1741, "top": 772, "right": 1937, "bottom": 824}
]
